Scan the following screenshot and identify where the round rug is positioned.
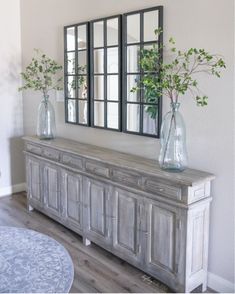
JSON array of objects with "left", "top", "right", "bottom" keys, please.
[{"left": 0, "top": 226, "right": 74, "bottom": 293}]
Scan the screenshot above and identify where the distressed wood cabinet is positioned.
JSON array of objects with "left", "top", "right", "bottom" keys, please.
[{"left": 24, "top": 136, "right": 214, "bottom": 292}]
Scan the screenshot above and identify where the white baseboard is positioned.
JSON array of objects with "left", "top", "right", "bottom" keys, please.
[
  {"left": 0, "top": 183, "right": 26, "bottom": 198},
  {"left": 208, "top": 272, "right": 235, "bottom": 293}
]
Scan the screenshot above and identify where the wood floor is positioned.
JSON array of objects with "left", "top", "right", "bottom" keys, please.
[{"left": 0, "top": 193, "right": 214, "bottom": 293}]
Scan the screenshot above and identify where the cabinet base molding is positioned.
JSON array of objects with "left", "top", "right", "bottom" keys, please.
[{"left": 23, "top": 136, "right": 215, "bottom": 293}]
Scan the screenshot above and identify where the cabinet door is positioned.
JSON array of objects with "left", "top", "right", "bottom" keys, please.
[
  {"left": 83, "top": 177, "right": 112, "bottom": 247},
  {"left": 61, "top": 170, "right": 83, "bottom": 232},
  {"left": 145, "top": 200, "right": 181, "bottom": 281},
  {"left": 112, "top": 187, "right": 143, "bottom": 266},
  {"left": 43, "top": 163, "right": 61, "bottom": 218},
  {"left": 26, "top": 157, "right": 43, "bottom": 208}
]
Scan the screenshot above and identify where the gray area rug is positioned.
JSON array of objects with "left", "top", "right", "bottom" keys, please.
[{"left": 0, "top": 226, "right": 74, "bottom": 293}]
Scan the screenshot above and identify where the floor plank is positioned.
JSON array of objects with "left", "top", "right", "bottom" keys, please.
[{"left": 0, "top": 193, "right": 215, "bottom": 293}]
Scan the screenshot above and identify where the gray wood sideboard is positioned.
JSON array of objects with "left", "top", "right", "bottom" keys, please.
[{"left": 23, "top": 136, "right": 214, "bottom": 293}]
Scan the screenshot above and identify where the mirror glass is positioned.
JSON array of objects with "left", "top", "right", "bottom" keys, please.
[
  {"left": 94, "top": 101, "right": 104, "bottom": 127},
  {"left": 107, "top": 48, "right": 118, "bottom": 73},
  {"left": 127, "top": 75, "right": 140, "bottom": 102},
  {"left": 107, "top": 75, "right": 118, "bottom": 101},
  {"left": 67, "top": 76, "right": 76, "bottom": 98},
  {"left": 77, "top": 76, "right": 87, "bottom": 98},
  {"left": 107, "top": 102, "right": 119, "bottom": 129},
  {"left": 127, "top": 14, "right": 140, "bottom": 44},
  {"left": 144, "top": 11, "right": 159, "bottom": 42},
  {"left": 66, "top": 52, "right": 75, "bottom": 74},
  {"left": 94, "top": 49, "right": 104, "bottom": 73},
  {"left": 143, "top": 105, "right": 157, "bottom": 135},
  {"left": 94, "top": 21, "right": 104, "bottom": 48},
  {"left": 78, "top": 51, "right": 87, "bottom": 73},
  {"left": 94, "top": 76, "right": 104, "bottom": 99},
  {"left": 78, "top": 101, "right": 88, "bottom": 124},
  {"left": 67, "top": 100, "right": 76, "bottom": 123},
  {"left": 126, "top": 104, "right": 140, "bottom": 132},
  {"left": 127, "top": 45, "right": 140, "bottom": 73},
  {"left": 66, "top": 27, "right": 75, "bottom": 51},
  {"left": 107, "top": 18, "right": 119, "bottom": 46},
  {"left": 77, "top": 25, "right": 87, "bottom": 50}
]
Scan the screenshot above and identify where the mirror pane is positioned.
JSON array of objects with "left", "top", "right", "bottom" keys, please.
[
  {"left": 143, "top": 44, "right": 158, "bottom": 72},
  {"left": 127, "top": 14, "right": 140, "bottom": 44},
  {"left": 107, "top": 18, "right": 118, "bottom": 46},
  {"left": 94, "top": 49, "right": 104, "bottom": 73},
  {"left": 78, "top": 100, "right": 88, "bottom": 124},
  {"left": 77, "top": 25, "right": 87, "bottom": 50},
  {"left": 143, "top": 74, "right": 158, "bottom": 103},
  {"left": 77, "top": 76, "right": 87, "bottom": 98},
  {"left": 94, "top": 75, "right": 104, "bottom": 100},
  {"left": 127, "top": 45, "right": 140, "bottom": 73},
  {"left": 67, "top": 76, "right": 76, "bottom": 98},
  {"left": 144, "top": 10, "right": 159, "bottom": 42},
  {"left": 107, "top": 75, "right": 118, "bottom": 101},
  {"left": 66, "top": 52, "right": 75, "bottom": 74},
  {"left": 94, "top": 21, "right": 104, "bottom": 48},
  {"left": 126, "top": 104, "right": 140, "bottom": 132},
  {"left": 127, "top": 75, "right": 140, "bottom": 102},
  {"left": 67, "top": 100, "right": 76, "bottom": 123},
  {"left": 107, "top": 47, "right": 118, "bottom": 73},
  {"left": 107, "top": 102, "right": 119, "bottom": 129},
  {"left": 78, "top": 51, "right": 87, "bottom": 73},
  {"left": 94, "top": 101, "right": 104, "bottom": 127},
  {"left": 143, "top": 105, "right": 158, "bottom": 135},
  {"left": 66, "top": 27, "right": 75, "bottom": 51}
]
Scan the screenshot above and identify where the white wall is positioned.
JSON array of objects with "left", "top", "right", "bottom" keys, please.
[
  {"left": 0, "top": 0, "right": 25, "bottom": 196},
  {"left": 20, "top": 0, "right": 234, "bottom": 291}
]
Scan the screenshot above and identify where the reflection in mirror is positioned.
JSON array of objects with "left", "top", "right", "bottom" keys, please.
[
  {"left": 107, "top": 102, "right": 119, "bottom": 129},
  {"left": 66, "top": 52, "right": 75, "bottom": 74},
  {"left": 67, "top": 100, "right": 76, "bottom": 123},
  {"left": 77, "top": 25, "right": 87, "bottom": 50},
  {"left": 66, "top": 27, "right": 75, "bottom": 51},
  {"left": 94, "top": 101, "right": 104, "bottom": 127},
  {"left": 78, "top": 100, "right": 88, "bottom": 124},
  {"left": 107, "top": 18, "right": 119, "bottom": 46},
  {"left": 94, "top": 21, "right": 104, "bottom": 48},
  {"left": 127, "top": 45, "right": 140, "bottom": 73},
  {"left": 78, "top": 51, "right": 87, "bottom": 73},
  {"left": 78, "top": 76, "right": 87, "bottom": 98},
  {"left": 107, "top": 47, "right": 118, "bottom": 73},
  {"left": 67, "top": 76, "right": 76, "bottom": 98},
  {"left": 127, "top": 75, "right": 140, "bottom": 102},
  {"left": 107, "top": 75, "right": 118, "bottom": 101},
  {"left": 144, "top": 10, "right": 159, "bottom": 42},
  {"left": 143, "top": 105, "right": 157, "bottom": 135},
  {"left": 127, "top": 104, "right": 140, "bottom": 132},
  {"left": 127, "top": 14, "right": 140, "bottom": 44},
  {"left": 94, "top": 49, "right": 104, "bottom": 73},
  {"left": 94, "top": 76, "right": 104, "bottom": 99}
]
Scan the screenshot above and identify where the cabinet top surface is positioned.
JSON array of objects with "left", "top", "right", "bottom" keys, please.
[{"left": 23, "top": 136, "right": 215, "bottom": 186}]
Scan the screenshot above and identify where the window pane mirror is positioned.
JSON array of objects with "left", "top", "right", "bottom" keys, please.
[
  {"left": 123, "top": 7, "right": 163, "bottom": 137},
  {"left": 90, "top": 15, "right": 121, "bottom": 130},
  {"left": 64, "top": 22, "right": 89, "bottom": 125}
]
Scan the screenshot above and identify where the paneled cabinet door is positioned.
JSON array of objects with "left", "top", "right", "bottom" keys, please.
[
  {"left": 26, "top": 156, "right": 43, "bottom": 208},
  {"left": 61, "top": 170, "right": 83, "bottom": 233},
  {"left": 112, "top": 187, "right": 144, "bottom": 266},
  {"left": 43, "top": 163, "right": 61, "bottom": 218},
  {"left": 83, "top": 177, "right": 112, "bottom": 247},
  {"left": 144, "top": 200, "right": 182, "bottom": 283}
]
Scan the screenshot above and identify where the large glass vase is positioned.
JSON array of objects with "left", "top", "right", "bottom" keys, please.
[
  {"left": 159, "top": 102, "right": 188, "bottom": 172},
  {"left": 37, "top": 95, "right": 56, "bottom": 140}
]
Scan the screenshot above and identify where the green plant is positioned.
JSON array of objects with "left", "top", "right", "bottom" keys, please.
[
  {"left": 131, "top": 29, "right": 226, "bottom": 118},
  {"left": 19, "top": 49, "right": 63, "bottom": 97}
]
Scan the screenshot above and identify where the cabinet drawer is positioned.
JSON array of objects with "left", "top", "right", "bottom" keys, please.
[
  {"left": 85, "top": 161, "right": 109, "bottom": 178},
  {"left": 112, "top": 169, "right": 140, "bottom": 187},
  {"left": 42, "top": 147, "right": 60, "bottom": 161},
  {"left": 61, "top": 153, "right": 83, "bottom": 170},
  {"left": 26, "top": 143, "right": 42, "bottom": 155},
  {"left": 145, "top": 179, "right": 181, "bottom": 200}
]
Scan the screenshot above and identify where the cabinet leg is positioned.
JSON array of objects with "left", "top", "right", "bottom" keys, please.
[
  {"left": 83, "top": 237, "right": 91, "bottom": 246},
  {"left": 27, "top": 204, "right": 34, "bottom": 212}
]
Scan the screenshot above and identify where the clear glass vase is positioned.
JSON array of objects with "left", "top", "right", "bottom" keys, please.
[
  {"left": 37, "top": 95, "right": 56, "bottom": 140},
  {"left": 159, "top": 102, "right": 188, "bottom": 172}
]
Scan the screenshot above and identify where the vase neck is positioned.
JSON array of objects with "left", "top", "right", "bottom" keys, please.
[
  {"left": 170, "top": 102, "right": 180, "bottom": 112},
  {"left": 43, "top": 95, "right": 49, "bottom": 102}
]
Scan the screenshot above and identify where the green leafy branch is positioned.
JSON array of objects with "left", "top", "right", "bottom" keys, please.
[{"left": 19, "top": 49, "right": 63, "bottom": 97}]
